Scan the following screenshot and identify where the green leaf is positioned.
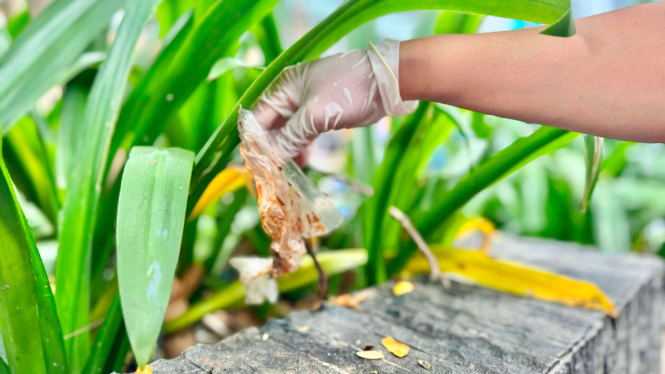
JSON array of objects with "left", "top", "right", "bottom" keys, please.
[
  {"left": 2, "top": 117, "right": 59, "bottom": 225},
  {"left": 193, "top": 0, "right": 575, "bottom": 194},
  {"left": 207, "top": 57, "right": 265, "bottom": 81},
  {"left": 83, "top": 293, "right": 122, "bottom": 374},
  {"left": 581, "top": 135, "right": 603, "bottom": 213},
  {"left": 253, "top": 13, "right": 282, "bottom": 64},
  {"left": 54, "top": 0, "right": 162, "bottom": 371},
  {"left": 56, "top": 80, "right": 90, "bottom": 192},
  {"left": 0, "top": 129, "right": 66, "bottom": 374},
  {"left": 117, "top": 146, "right": 194, "bottom": 367},
  {"left": 109, "top": 0, "right": 279, "bottom": 169},
  {"left": 164, "top": 249, "right": 368, "bottom": 334},
  {"left": 0, "top": 0, "right": 128, "bottom": 133}
]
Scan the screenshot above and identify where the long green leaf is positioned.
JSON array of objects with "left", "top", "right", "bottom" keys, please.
[
  {"left": 83, "top": 293, "right": 122, "bottom": 374},
  {"left": 193, "top": 0, "right": 575, "bottom": 192},
  {"left": 387, "top": 127, "right": 577, "bottom": 274},
  {"left": 117, "top": 147, "right": 194, "bottom": 367},
  {"left": 0, "top": 0, "right": 127, "bottom": 133},
  {"left": 0, "top": 128, "right": 66, "bottom": 374},
  {"left": 54, "top": 0, "right": 162, "bottom": 371},
  {"left": 581, "top": 135, "right": 603, "bottom": 212},
  {"left": 108, "top": 0, "right": 279, "bottom": 171},
  {"left": 2, "top": 117, "right": 59, "bottom": 224},
  {"left": 164, "top": 249, "right": 368, "bottom": 334}
]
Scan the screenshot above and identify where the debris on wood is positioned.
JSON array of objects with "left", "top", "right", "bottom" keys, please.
[
  {"left": 392, "top": 280, "right": 414, "bottom": 296},
  {"left": 297, "top": 325, "right": 310, "bottom": 332},
  {"left": 418, "top": 359, "right": 432, "bottom": 370},
  {"left": 356, "top": 350, "right": 385, "bottom": 360},
  {"left": 330, "top": 292, "right": 367, "bottom": 310},
  {"left": 381, "top": 336, "right": 410, "bottom": 358},
  {"left": 362, "top": 343, "right": 374, "bottom": 351}
]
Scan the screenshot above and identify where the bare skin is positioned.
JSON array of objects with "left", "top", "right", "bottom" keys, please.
[{"left": 399, "top": 2, "right": 665, "bottom": 143}]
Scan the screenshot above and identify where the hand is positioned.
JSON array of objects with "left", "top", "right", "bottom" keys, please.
[{"left": 252, "top": 39, "right": 418, "bottom": 164}]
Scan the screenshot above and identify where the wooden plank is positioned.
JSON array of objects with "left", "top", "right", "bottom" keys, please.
[{"left": 148, "top": 235, "right": 663, "bottom": 374}]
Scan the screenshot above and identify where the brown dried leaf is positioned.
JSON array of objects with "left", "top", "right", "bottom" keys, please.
[
  {"left": 356, "top": 350, "right": 385, "bottom": 360},
  {"left": 330, "top": 292, "right": 367, "bottom": 310},
  {"left": 381, "top": 336, "right": 410, "bottom": 358},
  {"left": 392, "top": 280, "right": 414, "bottom": 296}
]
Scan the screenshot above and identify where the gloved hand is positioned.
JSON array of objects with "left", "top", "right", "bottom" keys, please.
[{"left": 252, "top": 39, "right": 418, "bottom": 164}]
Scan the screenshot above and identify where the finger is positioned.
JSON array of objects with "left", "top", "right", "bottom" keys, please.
[
  {"left": 252, "top": 100, "right": 287, "bottom": 130},
  {"left": 252, "top": 66, "right": 301, "bottom": 130},
  {"left": 270, "top": 108, "right": 316, "bottom": 164}
]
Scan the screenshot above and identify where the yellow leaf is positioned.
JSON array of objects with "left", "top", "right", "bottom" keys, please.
[
  {"left": 392, "top": 280, "right": 414, "bottom": 296},
  {"left": 356, "top": 350, "right": 385, "bottom": 360},
  {"left": 189, "top": 166, "right": 253, "bottom": 220},
  {"left": 136, "top": 365, "right": 152, "bottom": 374},
  {"left": 405, "top": 246, "right": 617, "bottom": 317},
  {"left": 454, "top": 217, "right": 495, "bottom": 254},
  {"left": 381, "top": 336, "right": 410, "bottom": 358}
]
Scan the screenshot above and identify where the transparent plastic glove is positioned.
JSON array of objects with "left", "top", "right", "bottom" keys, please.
[{"left": 253, "top": 39, "right": 418, "bottom": 163}]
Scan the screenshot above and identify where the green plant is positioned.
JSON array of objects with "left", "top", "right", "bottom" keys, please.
[{"left": 0, "top": 0, "right": 591, "bottom": 371}]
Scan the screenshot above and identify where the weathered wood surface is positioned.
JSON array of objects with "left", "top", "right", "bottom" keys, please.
[{"left": 149, "top": 235, "right": 664, "bottom": 373}]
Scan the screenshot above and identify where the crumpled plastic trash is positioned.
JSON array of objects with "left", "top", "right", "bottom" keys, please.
[
  {"left": 229, "top": 257, "right": 278, "bottom": 305},
  {"left": 237, "top": 107, "right": 343, "bottom": 277}
]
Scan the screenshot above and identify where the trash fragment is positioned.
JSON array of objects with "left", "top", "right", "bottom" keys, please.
[
  {"left": 392, "top": 280, "right": 414, "bottom": 296},
  {"left": 381, "top": 336, "right": 410, "bottom": 358},
  {"left": 330, "top": 292, "right": 367, "bottom": 310},
  {"left": 297, "top": 325, "right": 310, "bottom": 332},
  {"left": 356, "top": 350, "right": 385, "bottom": 360},
  {"left": 237, "top": 108, "right": 343, "bottom": 276},
  {"left": 418, "top": 359, "right": 432, "bottom": 370},
  {"left": 262, "top": 333, "right": 269, "bottom": 341},
  {"left": 229, "top": 257, "right": 278, "bottom": 305}
]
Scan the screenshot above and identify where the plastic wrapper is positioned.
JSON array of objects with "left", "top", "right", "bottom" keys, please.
[{"left": 237, "top": 108, "right": 343, "bottom": 276}]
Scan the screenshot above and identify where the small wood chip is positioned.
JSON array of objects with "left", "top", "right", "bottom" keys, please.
[
  {"left": 393, "top": 280, "right": 414, "bottom": 296},
  {"left": 362, "top": 343, "right": 374, "bottom": 351},
  {"left": 297, "top": 325, "right": 310, "bottom": 332},
  {"left": 356, "top": 350, "right": 385, "bottom": 360},
  {"left": 418, "top": 359, "right": 432, "bottom": 370},
  {"left": 136, "top": 365, "right": 153, "bottom": 374},
  {"left": 381, "top": 336, "right": 410, "bottom": 358},
  {"left": 330, "top": 292, "right": 367, "bottom": 310}
]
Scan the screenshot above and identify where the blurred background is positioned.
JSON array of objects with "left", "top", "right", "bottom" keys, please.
[{"left": 1, "top": 0, "right": 662, "bottom": 362}]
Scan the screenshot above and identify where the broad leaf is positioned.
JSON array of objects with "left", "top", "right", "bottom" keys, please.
[
  {"left": 0, "top": 0, "right": 127, "bottom": 133},
  {"left": 54, "top": 0, "right": 162, "bottom": 371},
  {"left": 0, "top": 129, "right": 66, "bottom": 374},
  {"left": 117, "top": 146, "right": 194, "bottom": 367}
]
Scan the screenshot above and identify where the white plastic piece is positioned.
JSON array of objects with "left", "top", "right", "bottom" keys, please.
[{"left": 229, "top": 257, "right": 278, "bottom": 305}]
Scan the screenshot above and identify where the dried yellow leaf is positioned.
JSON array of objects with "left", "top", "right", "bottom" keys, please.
[
  {"left": 330, "top": 292, "right": 367, "bottom": 310},
  {"left": 405, "top": 246, "right": 617, "bottom": 317},
  {"left": 189, "top": 166, "right": 253, "bottom": 220},
  {"left": 381, "top": 336, "right": 410, "bottom": 358},
  {"left": 392, "top": 280, "right": 414, "bottom": 296},
  {"left": 136, "top": 365, "right": 152, "bottom": 374},
  {"left": 454, "top": 217, "right": 495, "bottom": 254},
  {"left": 297, "top": 325, "right": 310, "bottom": 332},
  {"left": 356, "top": 350, "right": 385, "bottom": 360}
]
